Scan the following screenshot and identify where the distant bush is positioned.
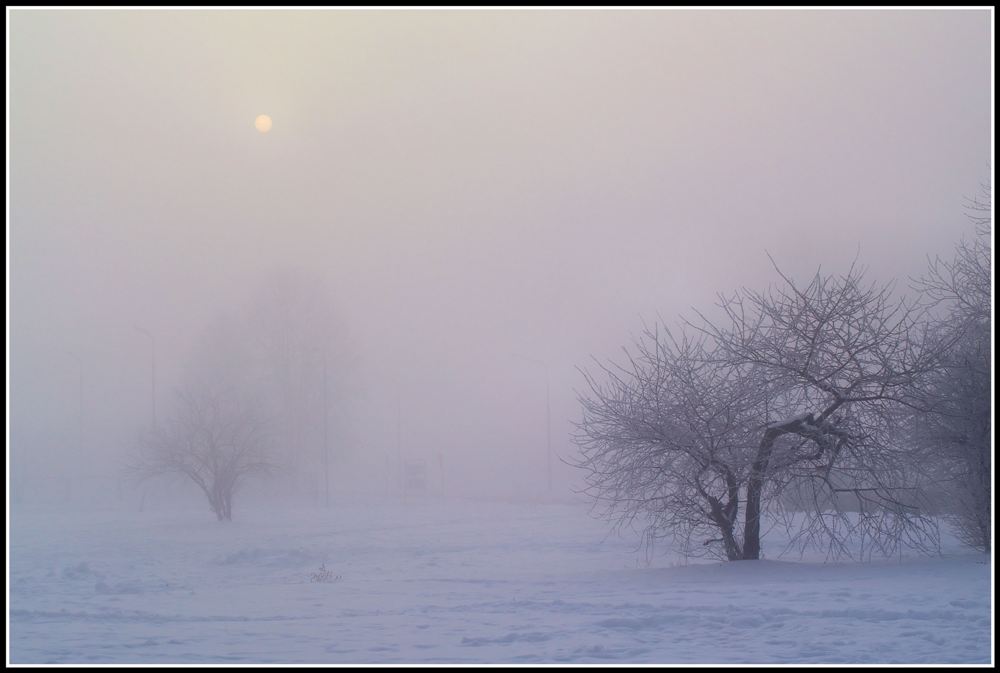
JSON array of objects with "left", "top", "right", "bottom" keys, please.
[{"left": 309, "top": 563, "right": 341, "bottom": 583}]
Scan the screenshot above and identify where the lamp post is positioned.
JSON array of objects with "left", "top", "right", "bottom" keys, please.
[
  {"left": 133, "top": 325, "right": 156, "bottom": 428},
  {"left": 397, "top": 392, "right": 403, "bottom": 498},
  {"left": 322, "top": 351, "right": 330, "bottom": 508},
  {"left": 65, "top": 350, "right": 84, "bottom": 503},
  {"left": 512, "top": 354, "right": 552, "bottom": 493},
  {"left": 68, "top": 350, "right": 84, "bottom": 446}
]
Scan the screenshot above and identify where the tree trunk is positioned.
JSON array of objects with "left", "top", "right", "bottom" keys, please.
[
  {"left": 742, "top": 485, "right": 764, "bottom": 560},
  {"left": 720, "top": 524, "right": 742, "bottom": 561},
  {"left": 209, "top": 485, "right": 225, "bottom": 521},
  {"left": 742, "top": 427, "right": 780, "bottom": 560},
  {"left": 705, "top": 491, "right": 742, "bottom": 560}
]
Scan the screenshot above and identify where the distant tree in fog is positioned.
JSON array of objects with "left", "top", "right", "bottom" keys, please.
[
  {"left": 908, "top": 184, "right": 991, "bottom": 551},
  {"left": 131, "top": 384, "right": 274, "bottom": 521},
  {"left": 246, "top": 270, "right": 351, "bottom": 503},
  {"left": 575, "top": 259, "right": 947, "bottom": 561},
  {"left": 125, "top": 271, "right": 352, "bottom": 514}
]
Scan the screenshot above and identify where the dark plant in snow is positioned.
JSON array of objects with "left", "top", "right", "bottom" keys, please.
[{"left": 309, "top": 563, "right": 341, "bottom": 583}]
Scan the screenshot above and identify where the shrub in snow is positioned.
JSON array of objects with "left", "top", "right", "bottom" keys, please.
[{"left": 309, "top": 563, "right": 341, "bottom": 583}]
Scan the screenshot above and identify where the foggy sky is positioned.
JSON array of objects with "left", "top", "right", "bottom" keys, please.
[{"left": 9, "top": 9, "right": 992, "bottom": 504}]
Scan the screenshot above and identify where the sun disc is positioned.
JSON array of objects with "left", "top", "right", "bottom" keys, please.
[{"left": 255, "top": 114, "right": 273, "bottom": 133}]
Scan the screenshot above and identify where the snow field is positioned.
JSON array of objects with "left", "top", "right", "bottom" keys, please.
[{"left": 8, "top": 498, "right": 992, "bottom": 664}]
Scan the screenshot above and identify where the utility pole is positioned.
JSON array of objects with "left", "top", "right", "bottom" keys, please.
[
  {"left": 133, "top": 326, "right": 156, "bottom": 514},
  {"left": 75, "top": 354, "right": 83, "bottom": 503},
  {"left": 78, "top": 358, "right": 84, "bottom": 440},
  {"left": 67, "top": 351, "right": 84, "bottom": 445},
  {"left": 323, "top": 352, "right": 330, "bottom": 508},
  {"left": 133, "top": 325, "right": 156, "bottom": 428},
  {"left": 66, "top": 350, "right": 84, "bottom": 504},
  {"left": 545, "top": 376, "right": 552, "bottom": 493},
  {"left": 512, "top": 354, "right": 553, "bottom": 493},
  {"left": 396, "top": 393, "right": 402, "bottom": 498}
]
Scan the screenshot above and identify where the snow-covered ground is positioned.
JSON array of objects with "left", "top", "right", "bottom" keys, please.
[{"left": 8, "top": 497, "right": 993, "bottom": 664}]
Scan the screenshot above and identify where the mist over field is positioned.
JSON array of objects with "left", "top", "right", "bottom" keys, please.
[{"left": 8, "top": 8, "right": 993, "bottom": 666}]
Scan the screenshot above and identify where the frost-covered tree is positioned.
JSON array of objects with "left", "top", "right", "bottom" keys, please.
[
  {"left": 910, "top": 185, "right": 991, "bottom": 551},
  {"left": 132, "top": 384, "right": 274, "bottom": 521},
  {"left": 129, "top": 311, "right": 277, "bottom": 521},
  {"left": 573, "top": 327, "right": 766, "bottom": 561},
  {"left": 700, "top": 261, "right": 944, "bottom": 560},
  {"left": 575, "top": 259, "right": 946, "bottom": 561}
]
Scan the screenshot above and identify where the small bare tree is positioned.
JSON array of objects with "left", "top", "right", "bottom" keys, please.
[{"left": 132, "top": 385, "right": 274, "bottom": 521}]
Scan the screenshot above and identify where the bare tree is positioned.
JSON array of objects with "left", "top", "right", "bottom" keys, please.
[
  {"left": 132, "top": 385, "right": 274, "bottom": 521},
  {"left": 125, "top": 275, "right": 352, "bottom": 515},
  {"left": 910, "top": 184, "right": 991, "bottom": 551},
  {"left": 573, "top": 326, "right": 767, "bottom": 561},
  {"left": 699, "top": 260, "right": 945, "bottom": 560},
  {"left": 919, "top": 185, "right": 991, "bottom": 326},
  {"left": 575, "top": 259, "right": 947, "bottom": 562}
]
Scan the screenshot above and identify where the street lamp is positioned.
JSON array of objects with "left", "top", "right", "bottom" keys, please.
[
  {"left": 133, "top": 325, "right": 156, "bottom": 428},
  {"left": 322, "top": 351, "right": 330, "bottom": 508},
  {"left": 512, "top": 353, "right": 552, "bottom": 493},
  {"left": 65, "top": 350, "right": 85, "bottom": 503},
  {"left": 67, "top": 350, "right": 84, "bottom": 445}
]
